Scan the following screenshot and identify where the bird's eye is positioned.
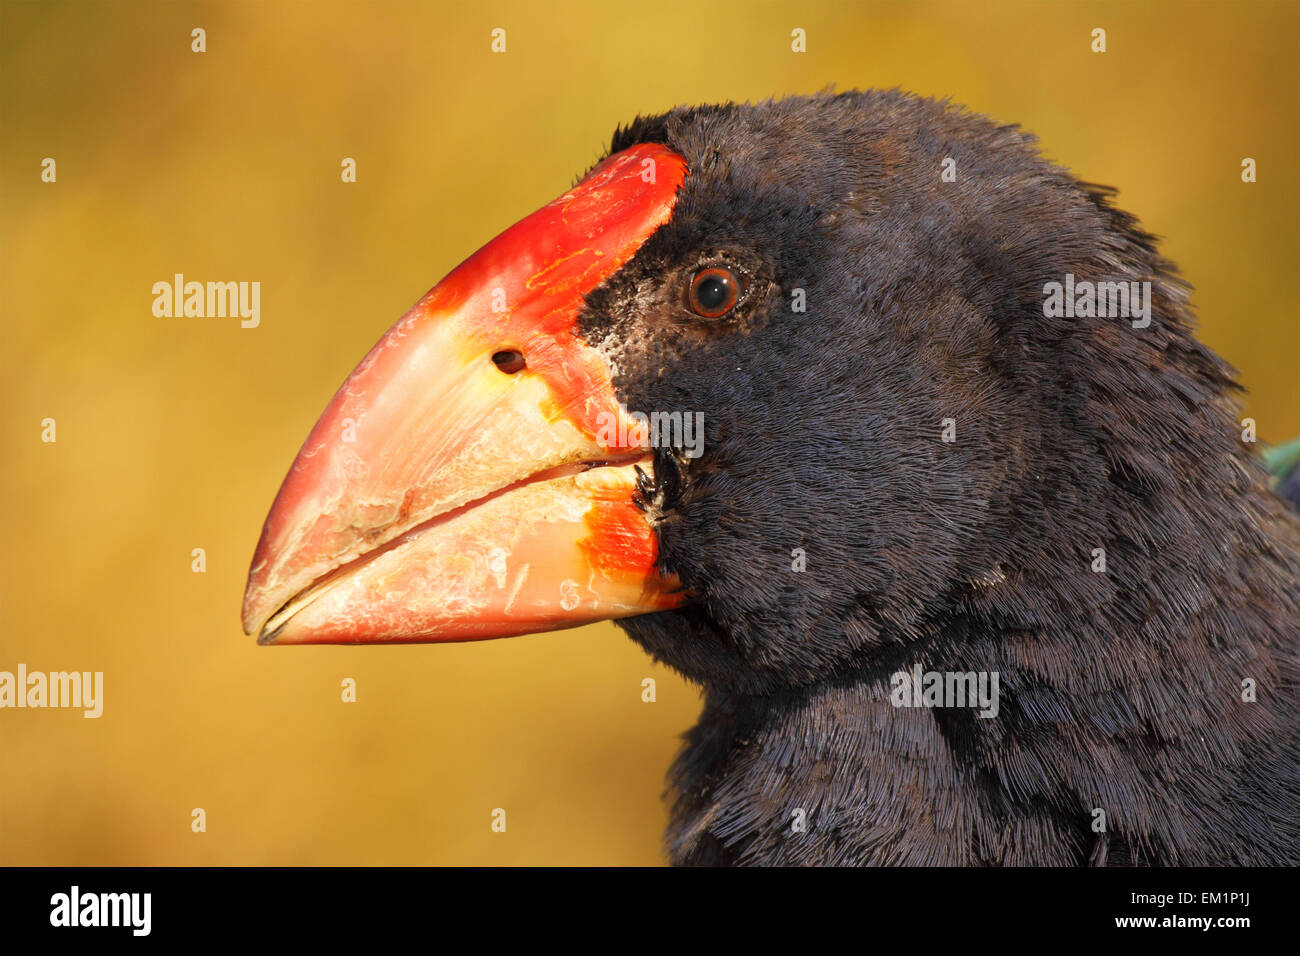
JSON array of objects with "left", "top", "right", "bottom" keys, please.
[
  {"left": 491, "top": 349, "right": 526, "bottom": 374},
  {"left": 688, "top": 267, "right": 741, "bottom": 318}
]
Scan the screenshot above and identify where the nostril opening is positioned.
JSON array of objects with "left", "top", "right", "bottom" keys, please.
[{"left": 491, "top": 350, "right": 526, "bottom": 374}]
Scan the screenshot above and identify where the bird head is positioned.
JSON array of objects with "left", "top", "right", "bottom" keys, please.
[{"left": 243, "top": 91, "right": 1243, "bottom": 695}]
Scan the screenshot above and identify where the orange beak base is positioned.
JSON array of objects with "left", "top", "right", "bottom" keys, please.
[{"left": 241, "top": 144, "right": 689, "bottom": 645}]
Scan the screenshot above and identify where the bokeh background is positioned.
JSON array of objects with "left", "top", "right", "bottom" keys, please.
[{"left": 1, "top": 0, "right": 1296, "bottom": 865}]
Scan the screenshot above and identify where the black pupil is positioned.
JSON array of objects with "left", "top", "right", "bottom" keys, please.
[{"left": 696, "top": 276, "right": 728, "bottom": 309}]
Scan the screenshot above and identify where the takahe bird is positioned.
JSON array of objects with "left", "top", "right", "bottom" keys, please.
[{"left": 242, "top": 91, "right": 1300, "bottom": 866}]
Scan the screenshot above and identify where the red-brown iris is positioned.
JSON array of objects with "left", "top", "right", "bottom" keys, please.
[{"left": 689, "top": 266, "right": 741, "bottom": 318}]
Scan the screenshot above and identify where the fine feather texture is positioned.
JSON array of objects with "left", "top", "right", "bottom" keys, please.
[{"left": 575, "top": 90, "right": 1300, "bottom": 865}]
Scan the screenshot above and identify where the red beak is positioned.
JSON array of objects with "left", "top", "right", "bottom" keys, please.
[{"left": 242, "top": 144, "right": 688, "bottom": 645}]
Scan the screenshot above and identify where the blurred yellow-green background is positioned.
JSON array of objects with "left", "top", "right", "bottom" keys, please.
[{"left": 1, "top": 0, "right": 1296, "bottom": 865}]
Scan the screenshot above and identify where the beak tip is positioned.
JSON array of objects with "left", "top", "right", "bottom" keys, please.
[{"left": 254, "top": 614, "right": 286, "bottom": 645}]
